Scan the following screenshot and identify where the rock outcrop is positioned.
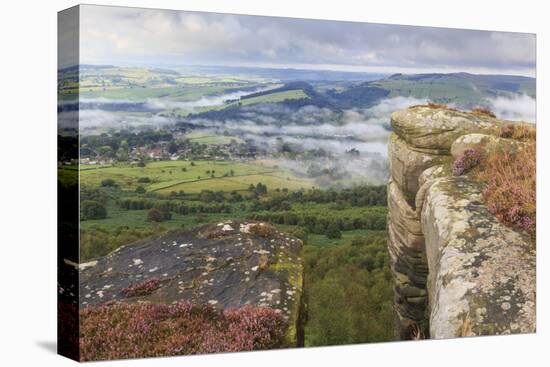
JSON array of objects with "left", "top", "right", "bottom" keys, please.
[
  {"left": 79, "top": 220, "right": 305, "bottom": 347},
  {"left": 387, "top": 106, "right": 536, "bottom": 339}
]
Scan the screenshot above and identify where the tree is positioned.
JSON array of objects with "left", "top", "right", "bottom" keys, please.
[
  {"left": 167, "top": 141, "right": 178, "bottom": 154},
  {"left": 100, "top": 178, "right": 117, "bottom": 187},
  {"left": 147, "top": 208, "right": 171, "bottom": 222},
  {"left": 81, "top": 200, "right": 107, "bottom": 220},
  {"left": 98, "top": 145, "right": 113, "bottom": 157},
  {"left": 325, "top": 222, "right": 342, "bottom": 239},
  {"left": 254, "top": 182, "right": 267, "bottom": 195},
  {"left": 135, "top": 186, "right": 146, "bottom": 194}
]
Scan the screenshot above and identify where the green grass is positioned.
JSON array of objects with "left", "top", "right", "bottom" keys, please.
[
  {"left": 305, "top": 229, "right": 385, "bottom": 247},
  {"left": 221, "top": 89, "right": 309, "bottom": 110},
  {"left": 79, "top": 160, "right": 315, "bottom": 194},
  {"left": 80, "top": 85, "right": 232, "bottom": 102},
  {"left": 80, "top": 199, "right": 243, "bottom": 232},
  {"left": 78, "top": 66, "right": 274, "bottom": 102},
  {"left": 80, "top": 197, "right": 384, "bottom": 248}
]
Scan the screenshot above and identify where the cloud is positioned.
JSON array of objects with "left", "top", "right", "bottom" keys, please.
[
  {"left": 79, "top": 5, "right": 535, "bottom": 76},
  {"left": 78, "top": 109, "right": 173, "bottom": 129},
  {"left": 488, "top": 94, "right": 536, "bottom": 122}
]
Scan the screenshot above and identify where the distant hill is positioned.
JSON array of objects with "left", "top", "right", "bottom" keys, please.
[
  {"left": 190, "top": 72, "right": 536, "bottom": 122},
  {"left": 360, "top": 72, "right": 535, "bottom": 107},
  {"left": 188, "top": 65, "right": 387, "bottom": 82}
]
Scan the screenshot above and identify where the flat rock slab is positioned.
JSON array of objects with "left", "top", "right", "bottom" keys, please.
[
  {"left": 79, "top": 220, "right": 304, "bottom": 335},
  {"left": 391, "top": 106, "right": 503, "bottom": 152}
]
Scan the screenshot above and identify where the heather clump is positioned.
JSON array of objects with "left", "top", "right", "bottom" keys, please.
[
  {"left": 452, "top": 148, "right": 482, "bottom": 176},
  {"left": 80, "top": 301, "right": 286, "bottom": 361},
  {"left": 475, "top": 143, "right": 536, "bottom": 233}
]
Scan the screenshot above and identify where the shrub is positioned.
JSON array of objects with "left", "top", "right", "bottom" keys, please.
[
  {"left": 80, "top": 200, "right": 107, "bottom": 220},
  {"left": 500, "top": 123, "right": 536, "bottom": 141},
  {"left": 79, "top": 302, "right": 285, "bottom": 360},
  {"left": 135, "top": 186, "right": 146, "bottom": 194},
  {"left": 137, "top": 177, "right": 151, "bottom": 183},
  {"left": 325, "top": 223, "right": 342, "bottom": 239},
  {"left": 471, "top": 107, "right": 496, "bottom": 118},
  {"left": 147, "top": 208, "right": 171, "bottom": 222},
  {"left": 452, "top": 148, "right": 482, "bottom": 176},
  {"left": 121, "top": 278, "right": 161, "bottom": 298},
  {"left": 80, "top": 226, "right": 166, "bottom": 261},
  {"left": 249, "top": 223, "right": 275, "bottom": 238},
  {"left": 410, "top": 102, "right": 457, "bottom": 111},
  {"left": 475, "top": 143, "right": 536, "bottom": 233},
  {"left": 100, "top": 178, "right": 117, "bottom": 187}
]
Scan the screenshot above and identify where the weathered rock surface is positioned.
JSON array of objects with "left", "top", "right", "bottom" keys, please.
[
  {"left": 450, "top": 133, "right": 530, "bottom": 159},
  {"left": 387, "top": 106, "right": 536, "bottom": 340},
  {"left": 79, "top": 220, "right": 304, "bottom": 346},
  {"left": 389, "top": 133, "right": 451, "bottom": 205},
  {"left": 391, "top": 106, "right": 503, "bottom": 153},
  {"left": 387, "top": 178, "right": 429, "bottom": 337},
  {"left": 420, "top": 177, "right": 535, "bottom": 338}
]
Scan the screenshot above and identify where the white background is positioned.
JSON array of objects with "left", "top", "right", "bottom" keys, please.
[{"left": 0, "top": 0, "right": 547, "bottom": 365}]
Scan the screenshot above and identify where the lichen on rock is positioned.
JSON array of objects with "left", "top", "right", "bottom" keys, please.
[{"left": 387, "top": 106, "right": 536, "bottom": 340}]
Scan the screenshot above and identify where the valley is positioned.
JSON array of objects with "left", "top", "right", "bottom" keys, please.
[{"left": 62, "top": 63, "right": 535, "bottom": 348}]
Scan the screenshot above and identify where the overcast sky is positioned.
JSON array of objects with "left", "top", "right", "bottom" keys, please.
[{"left": 78, "top": 5, "right": 536, "bottom": 76}]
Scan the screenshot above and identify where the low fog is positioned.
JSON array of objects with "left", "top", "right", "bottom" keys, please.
[
  {"left": 74, "top": 90, "right": 535, "bottom": 187},
  {"left": 79, "top": 86, "right": 277, "bottom": 113},
  {"left": 487, "top": 93, "right": 536, "bottom": 123}
]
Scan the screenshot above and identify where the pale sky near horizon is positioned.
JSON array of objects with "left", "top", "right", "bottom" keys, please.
[{"left": 75, "top": 4, "right": 536, "bottom": 77}]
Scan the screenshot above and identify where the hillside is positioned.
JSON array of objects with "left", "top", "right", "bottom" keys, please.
[
  {"left": 188, "top": 72, "right": 535, "bottom": 122},
  {"left": 365, "top": 72, "right": 535, "bottom": 107}
]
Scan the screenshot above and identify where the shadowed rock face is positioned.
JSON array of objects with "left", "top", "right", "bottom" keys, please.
[
  {"left": 79, "top": 220, "right": 304, "bottom": 346},
  {"left": 387, "top": 106, "right": 536, "bottom": 340}
]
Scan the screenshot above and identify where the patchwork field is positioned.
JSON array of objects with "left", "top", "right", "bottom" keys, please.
[{"left": 79, "top": 160, "right": 315, "bottom": 194}]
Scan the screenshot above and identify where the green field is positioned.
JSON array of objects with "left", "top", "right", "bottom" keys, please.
[
  {"left": 183, "top": 132, "right": 245, "bottom": 145},
  {"left": 79, "top": 160, "right": 315, "bottom": 194},
  {"left": 78, "top": 66, "right": 275, "bottom": 102},
  {"left": 227, "top": 89, "right": 309, "bottom": 107}
]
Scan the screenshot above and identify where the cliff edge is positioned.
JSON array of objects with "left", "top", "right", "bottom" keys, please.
[{"left": 387, "top": 105, "right": 536, "bottom": 339}]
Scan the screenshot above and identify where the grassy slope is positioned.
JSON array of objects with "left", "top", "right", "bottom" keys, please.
[{"left": 225, "top": 89, "right": 309, "bottom": 108}]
